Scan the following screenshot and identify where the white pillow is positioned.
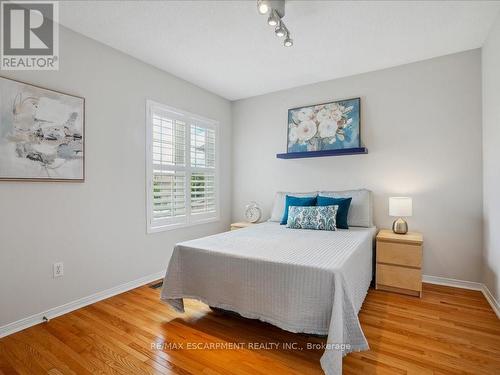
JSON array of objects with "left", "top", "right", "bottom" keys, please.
[
  {"left": 318, "top": 189, "right": 373, "bottom": 227},
  {"left": 269, "top": 191, "right": 318, "bottom": 222}
]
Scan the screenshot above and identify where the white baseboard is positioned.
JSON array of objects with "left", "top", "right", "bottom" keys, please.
[
  {"left": 422, "top": 275, "right": 483, "bottom": 290},
  {"left": 481, "top": 284, "right": 500, "bottom": 319},
  {"left": 0, "top": 271, "right": 165, "bottom": 339},
  {"left": 423, "top": 274, "right": 500, "bottom": 318}
]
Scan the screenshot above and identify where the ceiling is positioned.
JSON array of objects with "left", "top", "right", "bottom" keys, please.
[{"left": 59, "top": 1, "right": 500, "bottom": 101}]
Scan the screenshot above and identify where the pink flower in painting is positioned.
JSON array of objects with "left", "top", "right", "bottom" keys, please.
[{"left": 297, "top": 120, "right": 317, "bottom": 142}]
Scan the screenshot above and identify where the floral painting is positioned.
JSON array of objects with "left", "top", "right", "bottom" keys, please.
[
  {"left": 0, "top": 77, "right": 84, "bottom": 181},
  {"left": 287, "top": 98, "right": 360, "bottom": 153}
]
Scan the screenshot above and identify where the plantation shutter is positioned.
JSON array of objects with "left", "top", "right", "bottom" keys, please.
[
  {"left": 152, "top": 171, "right": 186, "bottom": 219},
  {"left": 147, "top": 101, "right": 218, "bottom": 232},
  {"left": 190, "top": 124, "right": 217, "bottom": 217},
  {"left": 151, "top": 109, "right": 187, "bottom": 225}
]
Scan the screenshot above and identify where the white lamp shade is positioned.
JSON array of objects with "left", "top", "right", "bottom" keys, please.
[{"left": 389, "top": 197, "right": 412, "bottom": 217}]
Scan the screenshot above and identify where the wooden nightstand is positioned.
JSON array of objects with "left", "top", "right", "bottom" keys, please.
[
  {"left": 230, "top": 222, "right": 254, "bottom": 230},
  {"left": 376, "top": 229, "right": 423, "bottom": 297}
]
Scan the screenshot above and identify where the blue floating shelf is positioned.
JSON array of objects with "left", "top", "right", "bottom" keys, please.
[{"left": 276, "top": 147, "right": 368, "bottom": 159}]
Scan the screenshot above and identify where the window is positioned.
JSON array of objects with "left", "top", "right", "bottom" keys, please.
[{"left": 146, "top": 100, "right": 219, "bottom": 232}]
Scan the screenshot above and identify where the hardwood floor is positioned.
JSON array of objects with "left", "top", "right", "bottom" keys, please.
[{"left": 1, "top": 283, "right": 499, "bottom": 374}]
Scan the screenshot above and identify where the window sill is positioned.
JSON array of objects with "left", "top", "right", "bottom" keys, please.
[{"left": 147, "top": 217, "right": 220, "bottom": 234}]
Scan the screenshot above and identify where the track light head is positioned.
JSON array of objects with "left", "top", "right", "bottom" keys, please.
[
  {"left": 275, "top": 23, "right": 286, "bottom": 38},
  {"left": 257, "top": 0, "right": 269, "bottom": 15},
  {"left": 284, "top": 36, "right": 293, "bottom": 47},
  {"left": 267, "top": 9, "right": 279, "bottom": 26}
]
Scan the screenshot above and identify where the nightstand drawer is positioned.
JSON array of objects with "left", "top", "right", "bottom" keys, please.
[
  {"left": 377, "top": 241, "right": 422, "bottom": 267},
  {"left": 377, "top": 264, "right": 421, "bottom": 291}
]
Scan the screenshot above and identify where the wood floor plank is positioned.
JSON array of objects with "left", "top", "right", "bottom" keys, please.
[
  {"left": 23, "top": 325, "right": 94, "bottom": 375},
  {"left": 0, "top": 346, "right": 21, "bottom": 375},
  {"left": 1, "top": 282, "right": 499, "bottom": 374},
  {"left": 0, "top": 339, "right": 51, "bottom": 374}
]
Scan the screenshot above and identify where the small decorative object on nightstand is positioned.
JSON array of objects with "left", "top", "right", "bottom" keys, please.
[
  {"left": 389, "top": 197, "right": 412, "bottom": 234},
  {"left": 376, "top": 229, "right": 423, "bottom": 297},
  {"left": 244, "top": 201, "right": 262, "bottom": 223},
  {"left": 230, "top": 222, "right": 254, "bottom": 231}
]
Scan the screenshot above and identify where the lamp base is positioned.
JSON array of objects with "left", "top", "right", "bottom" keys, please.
[{"left": 392, "top": 218, "right": 408, "bottom": 234}]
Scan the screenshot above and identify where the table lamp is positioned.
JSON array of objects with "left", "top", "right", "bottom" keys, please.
[{"left": 389, "top": 197, "right": 412, "bottom": 234}]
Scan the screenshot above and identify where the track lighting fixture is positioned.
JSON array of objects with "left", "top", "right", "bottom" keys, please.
[{"left": 257, "top": 0, "right": 293, "bottom": 47}]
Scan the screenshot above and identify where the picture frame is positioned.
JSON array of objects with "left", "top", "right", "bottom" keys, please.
[
  {"left": 0, "top": 76, "right": 85, "bottom": 182},
  {"left": 287, "top": 97, "right": 361, "bottom": 154}
]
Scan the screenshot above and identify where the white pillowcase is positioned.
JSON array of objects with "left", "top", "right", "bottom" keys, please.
[
  {"left": 319, "top": 189, "right": 373, "bottom": 227},
  {"left": 268, "top": 191, "right": 318, "bottom": 222}
]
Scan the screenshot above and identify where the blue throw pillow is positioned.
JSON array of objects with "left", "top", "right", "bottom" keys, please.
[
  {"left": 316, "top": 196, "right": 352, "bottom": 229},
  {"left": 287, "top": 205, "right": 338, "bottom": 231},
  {"left": 280, "top": 195, "right": 317, "bottom": 225}
]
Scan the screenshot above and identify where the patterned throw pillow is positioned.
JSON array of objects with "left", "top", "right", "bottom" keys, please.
[{"left": 286, "top": 205, "right": 338, "bottom": 231}]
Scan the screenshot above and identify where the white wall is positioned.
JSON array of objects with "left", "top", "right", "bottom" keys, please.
[
  {"left": 232, "top": 50, "right": 483, "bottom": 282},
  {"left": 482, "top": 14, "right": 500, "bottom": 302},
  {"left": 0, "top": 23, "right": 491, "bottom": 329},
  {"left": 0, "top": 26, "right": 232, "bottom": 327}
]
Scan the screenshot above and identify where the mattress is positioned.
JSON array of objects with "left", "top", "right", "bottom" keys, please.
[{"left": 161, "top": 222, "right": 376, "bottom": 375}]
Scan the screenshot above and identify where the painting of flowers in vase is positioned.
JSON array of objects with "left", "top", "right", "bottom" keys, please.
[{"left": 287, "top": 98, "right": 360, "bottom": 153}]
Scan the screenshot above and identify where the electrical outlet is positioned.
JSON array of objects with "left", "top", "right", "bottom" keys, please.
[{"left": 53, "top": 262, "right": 64, "bottom": 278}]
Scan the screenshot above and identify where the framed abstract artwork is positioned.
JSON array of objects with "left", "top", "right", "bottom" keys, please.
[
  {"left": 287, "top": 97, "right": 360, "bottom": 153},
  {"left": 0, "top": 76, "right": 84, "bottom": 181}
]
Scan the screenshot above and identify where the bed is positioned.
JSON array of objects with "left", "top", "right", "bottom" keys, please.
[
  {"left": 161, "top": 189, "right": 374, "bottom": 374},
  {"left": 161, "top": 189, "right": 376, "bottom": 375}
]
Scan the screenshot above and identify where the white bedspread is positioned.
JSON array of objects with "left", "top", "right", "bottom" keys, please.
[{"left": 161, "top": 222, "right": 376, "bottom": 375}]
